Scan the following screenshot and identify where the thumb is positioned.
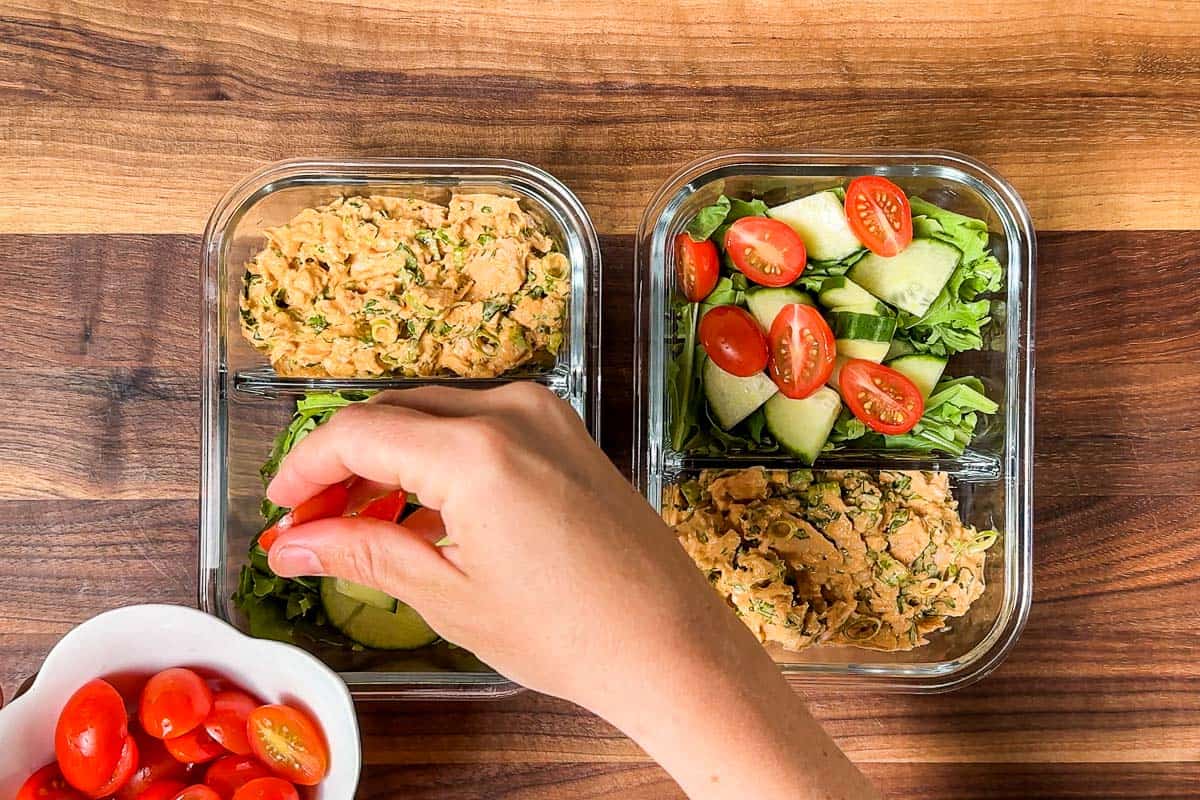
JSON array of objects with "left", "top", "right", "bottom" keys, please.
[{"left": 268, "top": 516, "right": 463, "bottom": 605}]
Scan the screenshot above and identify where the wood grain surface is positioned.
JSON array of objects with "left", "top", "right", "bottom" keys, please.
[{"left": 2, "top": 2, "right": 1199, "bottom": 798}]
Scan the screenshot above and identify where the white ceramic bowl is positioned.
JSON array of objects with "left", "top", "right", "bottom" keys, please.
[{"left": 0, "top": 604, "right": 360, "bottom": 798}]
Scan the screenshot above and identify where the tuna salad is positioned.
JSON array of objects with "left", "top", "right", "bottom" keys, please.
[
  {"left": 240, "top": 193, "right": 569, "bottom": 378},
  {"left": 662, "top": 467, "right": 997, "bottom": 652}
]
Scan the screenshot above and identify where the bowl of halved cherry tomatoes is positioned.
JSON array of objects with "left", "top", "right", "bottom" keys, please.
[{"left": 0, "top": 604, "right": 360, "bottom": 799}]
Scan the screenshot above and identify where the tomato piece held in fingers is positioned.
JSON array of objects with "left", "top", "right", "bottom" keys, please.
[
  {"left": 140, "top": 668, "right": 214, "bottom": 740},
  {"left": 699, "top": 305, "right": 769, "bottom": 377},
  {"left": 767, "top": 304, "right": 837, "bottom": 399},
  {"left": 674, "top": 233, "right": 720, "bottom": 301},
  {"left": 247, "top": 704, "right": 330, "bottom": 786},
  {"left": 844, "top": 176, "right": 913, "bottom": 257},
  {"left": 257, "top": 481, "right": 350, "bottom": 551},
  {"left": 55, "top": 678, "right": 134, "bottom": 796},
  {"left": 723, "top": 217, "right": 807, "bottom": 287},
  {"left": 203, "top": 690, "right": 260, "bottom": 756},
  {"left": 839, "top": 359, "right": 925, "bottom": 435},
  {"left": 116, "top": 730, "right": 190, "bottom": 800},
  {"left": 232, "top": 777, "right": 300, "bottom": 800},
  {"left": 204, "top": 756, "right": 275, "bottom": 798},
  {"left": 165, "top": 726, "right": 227, "bottom": 764},
  {"left": 403, "top": 506, "right": 448, "bottom": 544},
  {"left": 136, "top": 781, "right": 189, "bottom": 800},
  {"left": 17, "top": 763, "right": 86, "bottom": 800},
  {"left": 358, "top": 490, "right": 406, "bottom": 522},
  {"left": 170, "top": 786, "right": 222, "bottom": 800}
]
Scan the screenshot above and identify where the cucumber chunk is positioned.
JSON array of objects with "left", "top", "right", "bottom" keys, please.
[
  {"left": 745, "top": 287, "right": 813, "bottom": 330},
  {"left": 320, "top": 577, "right": 438, "bottom": 650},
  {"left": 703, "top": 358, "right": 778, "bottom": 429},
  {"left": 767, "top": 191, "right": 863, "bottom": 262},
  {"left": 835, "top": 338, "right": 892, "bottom": 363},
  {"left": 828, "top": 311, "right": 897, "bottom": 343},
  {"left": 764, "top": 387, "right": 843, "bottom": 465},
  {"left": 849, "top": 239, "right": 960, "bottom": 316},
  {"left": 818, "top": 277, "right": 880, "bottom": 312},
  {"left": 886, "top": 354, "right": 948, "bottom": 398},
  {"left": 333, "top": 578, "right": 397, "bottom": 612}
]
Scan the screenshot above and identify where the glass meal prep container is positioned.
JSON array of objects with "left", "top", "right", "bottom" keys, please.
[
  {"left": 634, "top": 151, "right": 1034, "bottom": 692},
  {"left": 200, "top": 158, "right": 601, "bottom": 698}
]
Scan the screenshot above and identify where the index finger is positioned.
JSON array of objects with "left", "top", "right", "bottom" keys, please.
[{"left": 266, "top": 401, "right": 465, "bottom": 510}]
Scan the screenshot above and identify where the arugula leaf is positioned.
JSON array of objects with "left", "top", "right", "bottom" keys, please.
[
  {"left": 668, "top": 303, "right": 704, "bottom": 450},
  {"left": 826, "top": 408, "right": 868, "bottom": 446},
  {"left": 685, "top": 196, "right": 731, "bottom": 241},
  {"left": 699, "top": 273, "right": 749, "bottom": 308}
]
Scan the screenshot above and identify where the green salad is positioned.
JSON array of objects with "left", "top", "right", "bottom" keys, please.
[
  {"left": 233, "top": 390, "right": 441, "bottom": 652},
  {"left": 669, "top": 179, "right": 1001, "bottom": 463}
]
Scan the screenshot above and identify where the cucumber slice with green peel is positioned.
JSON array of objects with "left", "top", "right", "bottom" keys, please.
[
  {"left": 320, "top": 577, "right": 438, "bottom": 650},
  {"left": 764, "top": 387, "right": 842, "bottom": 465},
  {"left": 767, "top": 191, "right": 863, "bottom": 262},
  {"left": 333, "top": 578, "right": 397, "bottom": 612},
  {"left": 818, "top": 277, "right": 880, "bottom": 312},
  {"left": 886, "top": 354, "right": 948, "bottom": 398},
  {"left": 826, "top": 354, "right": 850, "bottom": 388},
  {"left": 828, "top": 311, "right": 897, "bottom": 343},
  {"left": 849, "top": 239, "right": 960, "bottom": 316},
  {"left": 745, "top": 287, "right": 813, "bottom": 330},
  {"left": 835, "top": 338, "right": 892, "bottom": 362},
  {"left": 703, "top": 358, "right": 778, "bottom": 429}
]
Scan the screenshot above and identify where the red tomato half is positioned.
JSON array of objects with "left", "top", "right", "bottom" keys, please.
[
  {"left": 204, "top": 691, "right": 260, "bottom": 756},
  {"left": 767, "top": 305, "right": 836, "bottom": 399},
  {"left": 699, "top": 305, "right": 769, "bottom": 377},
  {"left": 247, "top": 705, "right": 330, "bottom": 786},
  {"left": 723, "top": 217, "right": 807, "bottom": 287},
  {"left": 232, "top": 777, "right": 300, "bottom": 800},
  {"left": 165, "top": 726, "right": 227, "bottom": 765},
  {"left": 92, "top": 733, "right": 139, "bottom": 798},
  {"left": 138, "top": 781, "right": 189, "bottom": 800},
  {"left": 839, "top": 359, "right": 925, "bottom": 435},
  {"left": 55, "top": 678, "right": 134, "bottom": 797},
  {"left": 674, "top": 233, "right": 720, "bottom": 301},
  {"left": 204, "top": 756, "right": 275, "bottom": 798},
  {"left": 115, "top": 730, "right": 191, "bottom": 800},
  {"left": 258, "top": 482, "right": 350, "bottom": 551},
  {"left": 171, "top": 786, "right": 221, "bottom": 800},
  {"left": 17, "top": 764, "right": 86, "bottom": 800},
  {"left": 402, "top": 506, "right": 448, "bottom": 544},
  {"left": 140, "top": 668, "right": 214, "bottom": 740},
  {"left": 357, "top": 490, "right": 406, "bottom": 522},
  {"left": 844, "top": 176, "right": 913, "bottom": 257}
]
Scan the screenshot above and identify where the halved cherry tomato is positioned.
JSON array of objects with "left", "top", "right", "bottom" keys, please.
[
  {"left": 257, "top": 482, "right": 350, "bottom": 551},
  {"left": 247, "top": 705, "right": 330, "bottom": 786},
  {"left": 92, "top": 733, "right": 139, "bottom": 798},
  {"left": 203, "top": 690, "right": 260, "bottom": 756},
  {"left": 674, "top": 233, "right": 720, "bottom": 302},
  {"left": 140, "top": 668, "right": 214, "bottom": 740},
  {"left": 402, "top": 506, "right": 447, "bottom": 543},
  {"left": 767, "top": 304, "right": 836, "bottom": 399},
  {"left": 839, "top": 359, "right": 925, "bottom": 435},
  {"left": 116, "top": 729, "right": 190, "bottom": 800},
  {"left": 137, "top": 781, "right": 189, "bottom": 800},
  {"left": 844, "top": 176, "right": 913, "bottom": 257},
  {"left": 723, "top": 217, "right": 807, "bottom": 287},
  {"left": 165, "top": 726, "right": 227, "bottom": 765},
  {"left": 171, "top": 786, "right": 221, "bottom": 800},
  {"left": 358, "top": 490, "right": 406, "bottom": 522},
  {"left": 17, "top": 763, "right": 86, "bottom": 800},
  {"left": 204, "top": 756, "right": 275, "bottom": 798},
  {"left": 55, "top": 678, "right": 135, "bottom": 797},
  {"left": 699, "top": 305, "right": 768, "bottom": 377},
  {"left": 232, "top": 777, "right": 300, "bottom": 800}
]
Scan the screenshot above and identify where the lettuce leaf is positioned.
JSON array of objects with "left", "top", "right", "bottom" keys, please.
[{"left": 686, "top": 196, "right": 731, "bottom": 241}]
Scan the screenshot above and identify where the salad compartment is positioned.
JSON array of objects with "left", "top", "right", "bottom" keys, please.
[
  {"left": 634, "top": 151, "right": 1034, "bottom": 691},
  {"left": 200, "top": 158, "right": 602, "bottom": 698}
]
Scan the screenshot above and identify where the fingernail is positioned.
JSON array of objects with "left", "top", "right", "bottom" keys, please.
[{"left": 272, "top": 546, "right": 324, "bottom": 577}]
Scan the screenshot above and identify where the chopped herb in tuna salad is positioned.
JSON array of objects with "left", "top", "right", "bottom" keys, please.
[
  {"left": 240, "top": 193, "right": 569, "bottom": 378},
  {"left": 662, "top": 467, "right": 997, "bottom": 652}
]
